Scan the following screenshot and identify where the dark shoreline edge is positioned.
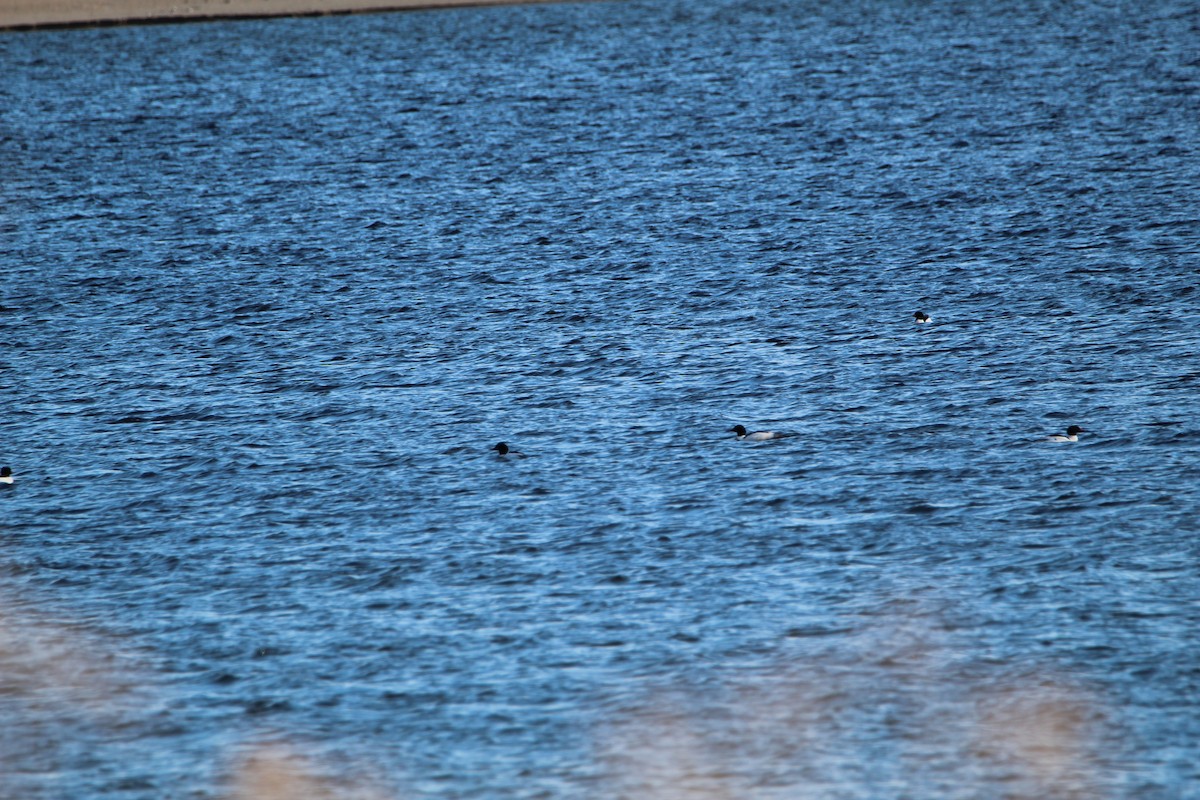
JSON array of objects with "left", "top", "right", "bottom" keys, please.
[{"left": 0, "top": 0, "right": 562, "bottom": 33}]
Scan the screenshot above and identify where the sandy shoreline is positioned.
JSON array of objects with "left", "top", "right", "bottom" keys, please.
[{"left": 0, "top": 0, "right": 555, "bottom": 30}]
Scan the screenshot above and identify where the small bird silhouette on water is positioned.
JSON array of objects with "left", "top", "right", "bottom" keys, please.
[
  {"left": 728, "top": 425, "right": 788, "bottom": 442},
  {"left": 1047, "top": 425, "right": 1085, "bottom": 442}
]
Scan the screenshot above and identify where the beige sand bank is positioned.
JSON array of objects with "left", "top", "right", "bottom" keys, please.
[{"left": 0, "top": 0, "right": 553, "bottom": 30}]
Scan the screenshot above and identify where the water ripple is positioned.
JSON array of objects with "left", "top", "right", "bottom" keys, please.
[{"left": 2, "top": 0, "right": 1199, "bottom": 797}]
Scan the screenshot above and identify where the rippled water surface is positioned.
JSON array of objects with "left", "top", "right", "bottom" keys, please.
[{"left": 2, "top": 1, "right": 1200, "bottom": 797}]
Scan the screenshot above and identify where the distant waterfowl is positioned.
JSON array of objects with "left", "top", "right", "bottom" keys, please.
[
  {"left": 491, "top": 442, "right": 526, "bottom": 457},
  {"left": 729, "top": 425, "right": 787, "bottom": 441},
  {"left": 1047, "top": 425, "right": 1085, "bottom": 442},
  {"left": 0, "top": 466, "right": 12, "bottom": 484},
  {"left": 913, "top": 311, "right": 931, "bottom": 323}
]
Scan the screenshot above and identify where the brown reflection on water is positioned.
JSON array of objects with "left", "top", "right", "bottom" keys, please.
[
  {"left": 0, "top": 591, "right": 1111, "bottom": 798},
  {"left": 0, "top": 594, "right": 150, "bottom": 796},
  {"left": 223, "top": 744, "right": 394, "bottom": 800},
  {"left": 597, "top": 601, "right": 1109, "bottom": 799}
]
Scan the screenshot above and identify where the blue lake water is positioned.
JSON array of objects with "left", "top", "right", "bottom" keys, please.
[{"left": 2, "top": 0, "right": 1199, "bottom": 797}]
